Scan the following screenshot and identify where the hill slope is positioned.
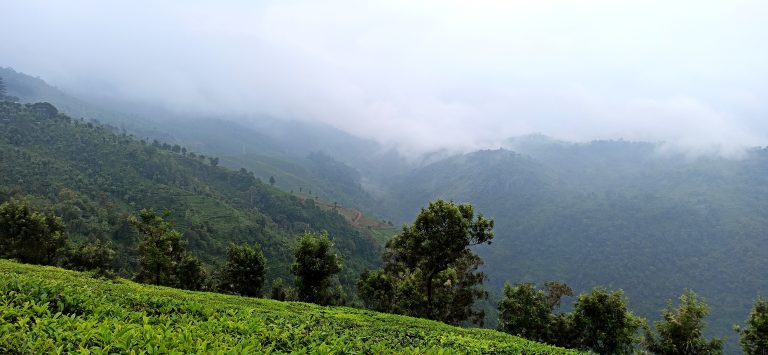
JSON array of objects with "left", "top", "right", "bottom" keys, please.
[
  {"left": 0, "top": 260, "right": 580, "bottom": 354},
  {"left": 0, "top": 67, "right": 395, "bottom": 217},
  {"left": 382, "top": 144, "right": 768, "bottom": 352},
  {"left": 0, "top": 100, "right": 381, "bottom": 293}
]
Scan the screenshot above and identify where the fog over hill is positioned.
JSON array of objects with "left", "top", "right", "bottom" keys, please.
[{"left": 2, "top": 1, "right": 768, "bottom": 157}]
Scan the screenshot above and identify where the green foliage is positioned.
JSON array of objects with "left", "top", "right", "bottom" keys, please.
[
  {"left": 269, "top": 277, "right": 293, "bottom": 301},
  {"left": 737, "top": 297, "right": 768, "bottom": 355},
  {"left": 358, "top": 269, "right": 396, "bottom": 311},
  {"left": 643, "top": 290, "right": 723, "bottom": 354},
  {"left": 360, "top": 200, "right": 493, "bottom": 325},
  {"left": 644, "top": 292, "right": 725, "bottom": 354},
  {"left": 67, "top": 238, "right": 116, "bottom": 276},
  {"left": 218, "top": 243, "right": 267, "bottom": 297},
  {"left": 129, "top": 209, "right": 205, "bottom": 290},
  {"left": 544, "top": 281, "right": 573, "bottom": 310},
  {"left": 0, "top": 260, "right": 581, "bottom": 354},
  {"left": 497, "top": 281, "right": 575, "bottom": 348},
  {"left": 572, "top": 287, "right": 643, "bottom": 354},
  {"left": 0, "top": 198, "right": 67, "bottom": 266},
  {"left": 382, "top": 144, "right": 768, "bottom": 351},
  {"left": 291, "top": 232, "right": 343, "bottom": 305},
  {"left": 498, "top": 283, "right": 552, "bottom": 343},
  {"left": 176, "top": 253, "right": 208, "bottom": 291},
  {"left": 0, "top": 100, "right": 380, "bottom": 295}
]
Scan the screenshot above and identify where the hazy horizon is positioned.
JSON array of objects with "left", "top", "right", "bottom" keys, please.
[{"left": 2, "top": 0, "right": 767, "bottom": 156}]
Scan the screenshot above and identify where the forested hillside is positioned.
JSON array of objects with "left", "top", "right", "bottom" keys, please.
[
  {"left": 0, "top": 100, "right": 381, "bottom": 294},
  {"left": 381, "top": 142, "right": 768, "bottom": 351},
  {"left": 0, "top": 67, "right": 392, "bottom": 218}
]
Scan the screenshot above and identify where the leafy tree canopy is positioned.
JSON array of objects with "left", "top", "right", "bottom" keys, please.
[
  {"left": 291, "top": 231, "right": 343, "bottom": 305},
  {"left": 0, "top": 198, "right": 67, "bottom": 265},
  {"left": 359, "top": 200, "right": 493, "bottom": 325},
  {"left": 644, "top": 290, "right": 723, "bottom": 355},
  {"left": 736, "top": 297, "right": 768, "bottom": 355},
  {"left": 572, "top": 287, "right": 643, "bottom": 354},
  {"left": 218, "top": 243, "right": 267, "bottom": 297}
]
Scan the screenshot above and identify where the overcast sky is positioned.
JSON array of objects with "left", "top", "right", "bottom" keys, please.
[{"left": 2, "top": 0, "right": 767, "bottom": 155}]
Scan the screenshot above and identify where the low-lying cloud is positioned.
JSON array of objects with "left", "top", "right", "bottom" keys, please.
[{"left": 1, "top": 0, "right": 767, "bottom": 156}]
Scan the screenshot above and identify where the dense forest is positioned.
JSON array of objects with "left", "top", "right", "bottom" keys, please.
[
  {"left": 0, "top": 100, "right": 382, "bottom": 298},
  {"left": 380, "top": 144, "right": 768, "bottom": 351}
]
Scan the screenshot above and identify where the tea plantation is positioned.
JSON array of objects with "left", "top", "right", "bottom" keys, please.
[{"left": 0, "top": 260, "right": 580, "bottom": 354}]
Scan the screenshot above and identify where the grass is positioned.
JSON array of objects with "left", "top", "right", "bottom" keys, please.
[{"left": 0, "top": 259, "right": 582, "bottom": 354}]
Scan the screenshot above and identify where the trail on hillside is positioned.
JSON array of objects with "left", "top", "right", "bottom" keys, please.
[{"left": 352, "top": 211, "right": 362, "bottom": 225}]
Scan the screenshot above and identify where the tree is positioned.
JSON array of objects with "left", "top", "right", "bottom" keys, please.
[
  {"left": 544, "top": 281, "right": 573, "bottom": 310},
  {"left": 176, "top": 253, "right": 207, "bottom": 291},
  {"left": 644, "top": 290, "right": 723, "bottom": 355},
  {"left": 67, "top": 238, "right": 116, "bottom": 276},
  {"left": 498, "top": 283, "right": 552, "bottom": 342},
  {"left": 0, "top": 198, "right": 67, "bottom": 265},
  {"left": 218, "top": 243, "right": 267, "bottom": 297},
  {"left": 291, "top": 232, "right": 343, "bottom": 305},
  {"left": 129, "top": 209, "right": 205, "bottom": 289},
  {"left": 572, "top": 287, "right": 643, "bottom": 354},
  {"left": 269, "top": 176, "right": 276, "bottom": 186},
  {"left": 737, "top": 297, "right": 768, "bottom": 355},
  {"left": 358, "top": 200, "right": 494, "bottom": 325},
  {"left": 497, "top": 281, "right": 574, "bottom": 345},
  {"left": 270, "top": 278, "right": 293, "bottom": 301},
  {"left": 358, "top": 269, "right": 396, "bottom": 311},
  {"left": 0, "top": 76, "right": 6, "bottom": 98},
  {"left": 209, "top": 157, "right": 219, "bottom": 166}
]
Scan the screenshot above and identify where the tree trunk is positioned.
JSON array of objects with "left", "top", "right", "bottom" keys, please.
[{"left": 426, "top": 270, "right": 437, "bottom": 319}]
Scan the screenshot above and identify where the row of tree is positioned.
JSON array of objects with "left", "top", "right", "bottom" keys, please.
[
  {"left": 495, "top": 281, "right": 765, "bottom": 354},
  {"left": 0, "top": 198, "right": 345, "bottom": 305},
  {"left": 1, "top": 197, "right": 766, "bottom": 353},
  {"left": 131, "top": 208, "right": 346, "bottom": 305}
]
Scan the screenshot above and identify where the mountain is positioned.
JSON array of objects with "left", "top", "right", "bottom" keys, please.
[
  {"left": 380, "top": 141, "right": 768, "bottom": 352},
  {"left": 0, "top": 100, "right": 382, "bottom": 295},
  {"left": 0, "top": 67, "right": 401, "bottom": 218}
]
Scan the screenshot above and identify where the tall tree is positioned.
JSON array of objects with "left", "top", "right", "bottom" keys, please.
[
  {"left": 358, "top": 200, "right": 493, "bottom": 325},
  {"left": 129, "top": 209, "right": 205, "bottom": 289},
  {"left": 0, "top": 198, "right": 67, "bottom": 265},
  {"left": 67, "top": 238, "right": 116, "bottom": 275},
  {"left": 737, "top": 297, "right": 768, "bottom": 355},
  {"left": 498, "top": 283, "right": 552, "bottom": 342},
  {"left": 269, "top": 176, "right": 276, "bottom": 186},
  {"left": 497, "top": 281, "right": 574, "bottom": 346},
  {"left": 177, "top": 253, "right": 208, "bottom": 291},
  {"left": 644, "top": 290, "right": 723, "bottom": 355},
  {"left": 572, "top": 287, "right": 643, "bottom": 354},
  {"left": 291, "top": 232, "right": 342, "bottom": 305},
  {"left": 218, "top": 243, "right": 267, "bottom": 297}
]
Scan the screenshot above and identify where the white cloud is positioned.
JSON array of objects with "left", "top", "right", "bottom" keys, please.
[{"left": 1, "top": 0, "right": 767, "bottom": 155}]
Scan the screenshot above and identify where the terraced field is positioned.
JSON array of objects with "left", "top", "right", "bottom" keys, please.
[{"left": 0, "top": 260, "right": 581, "bottom": 354}]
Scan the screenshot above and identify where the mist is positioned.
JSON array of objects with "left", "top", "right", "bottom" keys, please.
[{"left": 1, "top": 0, "right": 767, "bottom": 156}]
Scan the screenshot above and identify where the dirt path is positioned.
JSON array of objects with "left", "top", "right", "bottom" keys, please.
[{"left": 352, "top": 211, "right": 362, "bottom": 225}]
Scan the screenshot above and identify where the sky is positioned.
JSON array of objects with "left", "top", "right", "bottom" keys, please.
[{"left": 1, "top": 0, "right": 767, "bottom": 156}]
